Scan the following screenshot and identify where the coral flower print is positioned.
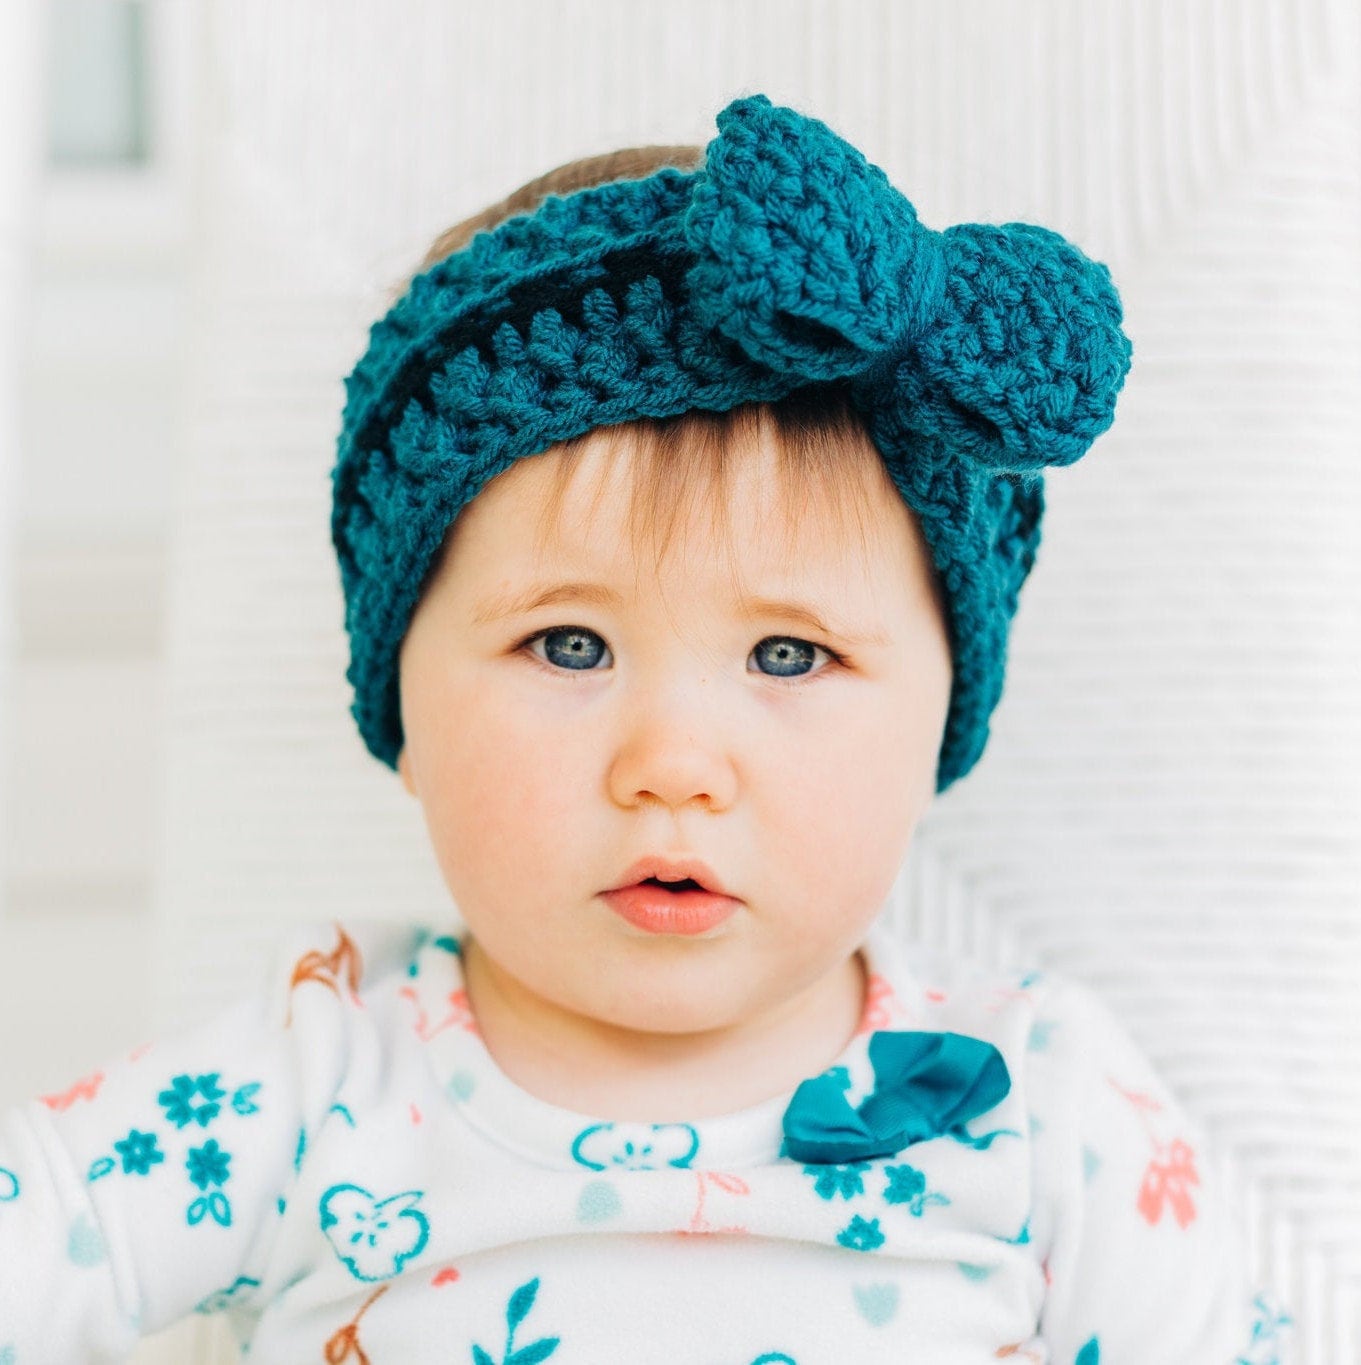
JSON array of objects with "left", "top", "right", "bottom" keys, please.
[
  {"left": 857, "top": 975, "right": 898, "bottom": 1033},
  {"left": 399, "top": 984, "right": 478, "bottom": 1043},
  {"left": 1136, "top": 1138, "right": 1199, "bottom": 1228},
  {"left": 38, "top": 1070, "right": 104, "bottom": 1112}
]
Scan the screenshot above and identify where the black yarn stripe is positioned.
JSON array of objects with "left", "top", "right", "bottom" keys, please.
[{"left": 350, "top": 242, "right": 695, "bottom": 463}]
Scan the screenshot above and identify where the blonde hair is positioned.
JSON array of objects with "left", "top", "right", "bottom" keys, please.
[{"left": 406, "top": 144, "right": 945, "bottom": 616}]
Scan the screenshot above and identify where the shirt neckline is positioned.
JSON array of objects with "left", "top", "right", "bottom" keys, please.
[{"left": 402, "top": 917, "right": 907, "bottom": 1171}]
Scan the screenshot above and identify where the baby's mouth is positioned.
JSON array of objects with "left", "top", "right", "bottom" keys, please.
[{"left": 602, "top": 877, "right": 740, "bottom": 935}]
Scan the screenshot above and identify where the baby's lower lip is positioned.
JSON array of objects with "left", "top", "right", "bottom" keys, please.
[{"left": 601, "top": 884, "right": 738, "bottom": 935}]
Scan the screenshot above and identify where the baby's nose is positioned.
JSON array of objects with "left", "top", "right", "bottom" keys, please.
[{"left": 609, "top": 694, "right": 737, "bottom": 813}]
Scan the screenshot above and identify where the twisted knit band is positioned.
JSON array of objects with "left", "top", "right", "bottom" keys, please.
[{"left": 332, "top": 92, "right": 1133, "bottom": 794}]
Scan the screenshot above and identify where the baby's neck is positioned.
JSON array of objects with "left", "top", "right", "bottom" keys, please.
[{"left": 460, "top": 937, "right": 867, "bottom": 1123}]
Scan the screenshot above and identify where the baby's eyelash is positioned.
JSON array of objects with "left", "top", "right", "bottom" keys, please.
[{"left": 514, "top": 626, "right": 847, "bottom": 682}]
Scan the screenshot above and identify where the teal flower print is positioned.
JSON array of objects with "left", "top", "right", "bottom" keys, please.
[
  {"left": 320, "top": 1183, "right": 430, "bottom": 1282},
  {"left": 1238, "top": 1290, "right": 1293, "bottom": 1365},
  {"left": 186, "top": 1139, "right": 231, "bottom": 1191},
  {"left": 883, "top": 1163, "right": 924, "bottom": 1201},
  {"left": 803, "top": 1160, "right": 870, "bottom": 1200},
  {"left": 158, "top": 1073, "right": 225, "bottom": 1129},
  {"left": 571, "top": 1121, "right": 698, "bottom": 1171},
  {"left": 113, "top": 1129, "right": 164, "bottom": 1176},
  {"left": 471, "top": 1276, "right": 559, "bottom": 1365},
  {"left": 836, "top": 1214, "right": 885, "bottom": 1252},
  {"left": 195, "top": 1275, "right": 260, "bottom": 1314},
  {"left": 882, "top": 1162, "right": 950, "bottom": 1216}
]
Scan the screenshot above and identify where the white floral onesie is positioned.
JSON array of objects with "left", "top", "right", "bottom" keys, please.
[{"left": 0, "top": 915, "right": 1294, "bottom": 1363}]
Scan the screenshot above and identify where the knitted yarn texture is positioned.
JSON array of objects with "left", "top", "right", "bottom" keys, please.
[{"left": 332, "top": 92, "right": 1133, "bottom": 794}]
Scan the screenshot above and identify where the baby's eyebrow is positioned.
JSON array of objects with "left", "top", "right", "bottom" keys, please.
[
  {"left": 472, "top": 580, "right": 615, "bottom": 625},
  {"left": 473, "top": 580, "right": 889, "bottom": 646}
]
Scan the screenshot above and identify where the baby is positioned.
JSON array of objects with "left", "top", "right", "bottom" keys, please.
[{"left": 0, "top": 93, "right": 1293, "bottom": 1363}]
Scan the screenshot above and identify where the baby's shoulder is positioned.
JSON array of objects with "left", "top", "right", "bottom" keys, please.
[
  {"left": 882, "top": 933, "right": 1099, "bottom": 1022},
  {"left": 872, "top": 929, "right": 1124, "bottom": 1079},
  {"left": 875, "top": 931, "right": 1040, "bottom": 1020},
  {"left": 262, "top": 915, "right": 452, "bottom": 1026},
  {"left": 883, "top": 936, "right": 1181, "bottom": 1118}
]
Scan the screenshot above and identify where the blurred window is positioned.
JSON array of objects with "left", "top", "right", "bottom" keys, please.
[{"left": 46, "top": 0, "right": 150, "bottom": 167}]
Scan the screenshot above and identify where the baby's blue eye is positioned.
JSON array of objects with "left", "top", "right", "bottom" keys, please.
[
  {"left": 754, "top": 636, "right": 818, "bottom": 678},
  {"left": 524, "top": 625, "right": 835, "bottom": 679},
  {"left": 535, "top": 626, "right": 604, "bottom": 671}
]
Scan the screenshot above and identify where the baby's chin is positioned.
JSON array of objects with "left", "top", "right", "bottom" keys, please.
[{"left": 556, "top": 956, "right": 765, "bottom": 1041}]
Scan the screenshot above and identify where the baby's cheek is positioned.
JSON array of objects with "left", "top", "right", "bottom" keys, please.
[{"left": 784, "top": 747, "right": 922, "bottom": 912}]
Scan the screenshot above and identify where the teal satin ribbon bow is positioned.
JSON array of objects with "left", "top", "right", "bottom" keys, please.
[{"left": 781, "top": 1030, "right": 1013, "bottom": 1164}]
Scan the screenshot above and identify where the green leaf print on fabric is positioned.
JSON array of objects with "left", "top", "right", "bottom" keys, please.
[
  {"left": 186, "top": 1192, "right": 232, "bottom": 1227},
  {"left": 471, "top": 1276, "right": 560, "bottom": 1365},
  {"left": 230, "top": 1082, "right": 261, "bottom": 1115},
  {"left": 1075, "top": 1339, "right": 1100, "bottom": 1364}
]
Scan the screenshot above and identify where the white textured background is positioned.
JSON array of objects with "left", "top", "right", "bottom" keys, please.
[{"left": 2, "top": 2, "right": 1357, "bottom": 1361}]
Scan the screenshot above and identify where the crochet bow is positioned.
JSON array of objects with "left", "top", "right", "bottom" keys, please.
[
  {"left": 781, "top": 1029, "right": 1013, "bottom": 1164},
  {"left": 683, "top": 93, "right": 1132, "bottom": 475}
]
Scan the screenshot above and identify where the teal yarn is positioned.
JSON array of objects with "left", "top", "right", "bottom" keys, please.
[{"left": 332, "top": 92, "right": 1132, "bottom": 794}]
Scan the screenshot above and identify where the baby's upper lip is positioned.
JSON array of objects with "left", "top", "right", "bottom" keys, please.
[{"left": 607, "top": 855, "right": 734, "bottom": 898}]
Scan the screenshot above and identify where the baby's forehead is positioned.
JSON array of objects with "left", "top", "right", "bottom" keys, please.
[
  {"left": 518, "top": 427, "right": 902, "bottom": 539},
  {"left": 435, "top": 410, "right": 931, "bottom": 604}
]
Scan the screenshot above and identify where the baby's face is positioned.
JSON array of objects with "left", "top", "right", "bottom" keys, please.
[{"left": 396, "top": 420, "right": 952, "bottom": 1039}]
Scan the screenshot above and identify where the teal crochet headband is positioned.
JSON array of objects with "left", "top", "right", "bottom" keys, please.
[{"left": 332, "top": 92, "right": 1133, "bottom": 794}]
